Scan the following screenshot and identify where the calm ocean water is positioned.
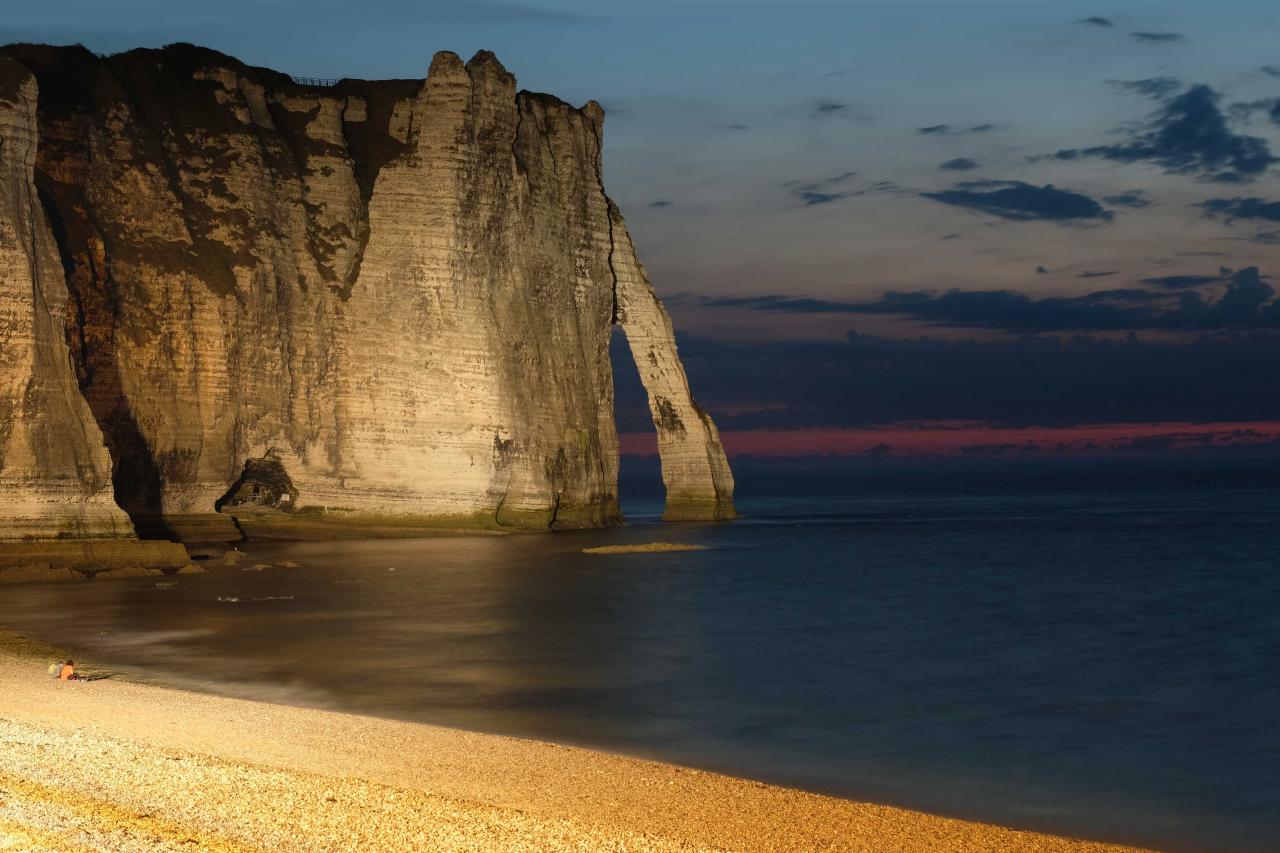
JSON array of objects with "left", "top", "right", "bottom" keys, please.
[{"left": 4, "top": 456, "right": 1278, "bottom": 852}]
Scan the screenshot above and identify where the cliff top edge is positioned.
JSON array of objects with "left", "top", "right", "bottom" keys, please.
[{"left": 0, "top": 41, "right": 600, "bottom": 118}]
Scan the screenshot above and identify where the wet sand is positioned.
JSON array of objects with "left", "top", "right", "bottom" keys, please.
[{"left": 0, "top": 639, "right": 1155, "bottom": 852}]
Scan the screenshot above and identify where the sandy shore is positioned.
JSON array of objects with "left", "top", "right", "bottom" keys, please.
[{"left": 0, "top": 642, "right": 1155, "bottom": 852}]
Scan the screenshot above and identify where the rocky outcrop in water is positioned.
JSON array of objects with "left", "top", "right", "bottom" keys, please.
[{"left": 0, "top": 43, "right": 734, "bottom": 548}]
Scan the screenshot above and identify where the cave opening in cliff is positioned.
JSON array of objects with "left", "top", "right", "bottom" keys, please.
[
  {"left": 215, "top": 455, "right": 300, "bottom": 513},
  {"left": 609, "top": 329, "right": 665, "bottom": 520}
]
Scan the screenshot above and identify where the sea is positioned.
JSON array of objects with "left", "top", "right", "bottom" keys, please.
[{"left": 3, "top": 454, "right": 1278, "bottom": 852}]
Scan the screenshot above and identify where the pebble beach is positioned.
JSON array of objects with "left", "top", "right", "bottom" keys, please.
[{"left": 0, "top": 636, "right": 1156, "bottom": 853}]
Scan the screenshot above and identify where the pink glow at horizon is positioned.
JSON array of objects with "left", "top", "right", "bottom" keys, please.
[{"left": 618, "top": 421, "right": 1280, "bottom": 458}]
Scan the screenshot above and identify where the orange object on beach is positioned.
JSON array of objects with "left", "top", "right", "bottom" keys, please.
[{"left": 58, "top": 661, "right": 76, "bottom": 681}]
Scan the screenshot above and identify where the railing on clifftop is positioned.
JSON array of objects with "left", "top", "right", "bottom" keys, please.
[{"left": 290, "top": 76, "right": 341, "bottom": 88}]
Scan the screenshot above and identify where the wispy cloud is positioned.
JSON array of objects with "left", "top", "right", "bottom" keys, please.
[
  {"left": 787, "top": 171, "right": 859, "bottom": 206},
  {"left": 1228, "top": 97, "right": 1280, "bottom": 125},
  {"left": 1103, "top": 190, "right": 1153, "bottom": 208},
  {"left": 1109, "top": 77, "right": 1182, "bottom": 99},
  {"left": 918, "top": 123, "right": 994, "bottom": 136}
]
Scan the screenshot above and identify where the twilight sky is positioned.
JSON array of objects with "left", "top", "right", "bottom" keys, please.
[{"left": 7, "top": 0, "right": 1280, "bottom": 452}]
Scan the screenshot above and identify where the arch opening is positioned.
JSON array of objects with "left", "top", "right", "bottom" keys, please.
[{"left": 610, "top": 328, "right": 665, "bottom": 521}]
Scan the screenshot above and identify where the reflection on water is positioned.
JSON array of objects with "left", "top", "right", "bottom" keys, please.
[{"left": 3, "top": 458, "right": 1279, "bottom": 853}]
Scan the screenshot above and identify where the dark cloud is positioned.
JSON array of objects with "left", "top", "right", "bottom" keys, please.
[
  {"left": 1077, "top": 16, "right": 1114, "bottom": 27},
  {"left": 612, "top": 329, "right": 1280, "bottom": 431},
  {"left": 1036, "top": 266, "right": 1049, "bottom": 274},
  {"left": 868, "top": 180, "right": 911, "bottom": 195},
  {"left": 812, "top": 100, "right": 848, "bottom": 116},
  {"left": 1175, "top": 267, "right": 1276, "bottom": 327},
  {"left": 1119, "top": 435, "right": 1176, "bottom": 451},
  {"left": 922, "top": 180, "right": 1113, "bottom": 224},
  {"left": 1129, "top": 31, "right": 1183, "bottom": 43},
  {"left": 961, "top": 443, "right": 1020, "bottom": 456},
  {"left": 677, "top": 289, "right": 1156, "bottom": 330},
  {"left": 1051, "top": 84, "right": 1277, "bottom": 183},
  {"left": 940, "top": 157, "right": 980, "bottom": 171},
  {"left": 918, "top": 123, "right": 993, "bottom": 136},
  {"left": 676, "top": 268, "right": 1280, "bottom": 332},
  {"left": 788, "top": 171, "right": 858, "bottom": 206},
  {"left": 1204, "top": 205, "right": 1280, "bottom": 240},
  {"left": 725, "top": 123, "right": 750, "bottom": 131},
  {"left": 1141, "top": 273, "right": 1227, "bottom": 289},
  {"left": 1263, "top": 66, "right": 1280, "bottom": 79},
  {"left": 1079, "top": 270, "right": 1119, "bottom": 278},
  {"left": 797, "top": 192, "right": 849, "bottom": 206},
  {"left": 1088, "top": 288, "right": 1164, "bottom": 301},
  {"left": 676, "top": 294, "right": 865, "bottom": 314},
  {"left": 1103, "top": 190, "right": 1153, "bottom": 208},
  {"left": 845, "top": 267, "right": 1278, "bottom": 332},
  {"left": 1198, "top": 196, "right": 1280, "bottom": 223},
  {"left": 834, "top": 289, "right": 1147, "bottom": 331},
  {"left": 648, "top": 200, "right": 674, "bottom": 208}
]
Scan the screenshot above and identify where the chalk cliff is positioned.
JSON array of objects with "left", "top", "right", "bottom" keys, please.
[
  {"left": 0, "top": 57, "right": 133, "bottom": 540},
  {"left": 0, "top": 42, "right": 735, "bottom": 548}
]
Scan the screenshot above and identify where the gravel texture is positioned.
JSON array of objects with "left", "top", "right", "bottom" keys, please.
[{"left": 0, "top": 644, "right": 1156, "bottom": 852}]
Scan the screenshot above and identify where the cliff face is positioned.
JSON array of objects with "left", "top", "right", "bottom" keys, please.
[
  {"left": 0, "top": 43, "right": 734, "bottom": 540},
  {"left": 0, "top": 58, "right": 133, "bottom": 541}
]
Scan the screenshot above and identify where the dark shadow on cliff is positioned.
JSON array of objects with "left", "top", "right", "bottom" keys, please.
[{"left": 36, "top": 179, "right": 178, "bottom": 542}]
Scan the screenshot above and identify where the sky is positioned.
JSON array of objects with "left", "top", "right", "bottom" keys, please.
[{"left": 7, "top": 0, "right": 1280, "bottom": 456}]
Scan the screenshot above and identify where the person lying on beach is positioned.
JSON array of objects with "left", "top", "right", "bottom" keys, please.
[{"left": 57, "top": 660, "right": 81, "bottom": 681}]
